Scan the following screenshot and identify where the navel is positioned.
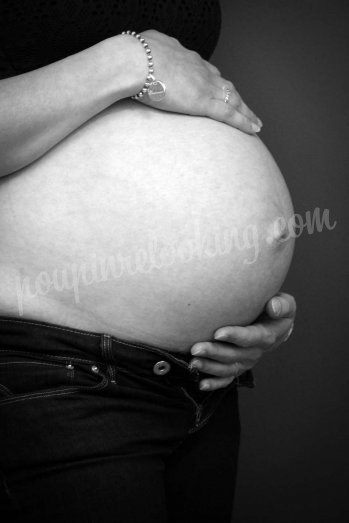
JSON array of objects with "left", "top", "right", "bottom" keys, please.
[{"left": 266, "top": 216, "right": 292, "bottom": 246}]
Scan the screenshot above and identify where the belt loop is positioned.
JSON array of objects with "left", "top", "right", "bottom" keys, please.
[
  {"left": 100, "top": 334, "right": 112, "bottom": 360},
  {"left": 100, "top": 334, "right": 117, "bottom": 384}
]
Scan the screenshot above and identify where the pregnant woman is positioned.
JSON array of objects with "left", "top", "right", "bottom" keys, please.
[{"left": 0, "top": 2, "right": 296, "bottom": 522}]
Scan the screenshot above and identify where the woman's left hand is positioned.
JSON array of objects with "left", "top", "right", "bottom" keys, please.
[{"left": 189, "top": 292, "right": 296, "bottom": 391}]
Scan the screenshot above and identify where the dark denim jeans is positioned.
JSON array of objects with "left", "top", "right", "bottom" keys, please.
[{"left": 0, "top": 316, "right": 254, "bottom": 523}]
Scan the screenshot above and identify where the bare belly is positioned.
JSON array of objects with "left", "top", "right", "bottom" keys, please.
[{"left": 0, "top": 101, "right": 294, "bottom": 351}]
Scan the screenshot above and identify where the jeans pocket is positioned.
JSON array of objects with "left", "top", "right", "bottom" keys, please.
[{"left": 0, "top": 352, "right": 108, "bottom": 406}]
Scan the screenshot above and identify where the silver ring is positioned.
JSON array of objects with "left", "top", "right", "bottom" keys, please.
[
  {"left": 283, "top": 323, "right": 294, "bottom": 343},
  {"left": 223, "top": 86, "right": 232, "bottom": 104}
]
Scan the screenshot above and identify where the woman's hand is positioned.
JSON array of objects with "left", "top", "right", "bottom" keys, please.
[
  {"left": 137, "top": 30, "right": 262, "bottom": 134},
  {"left": 189, "top": 293, "right": 296, "bottom": 391}
]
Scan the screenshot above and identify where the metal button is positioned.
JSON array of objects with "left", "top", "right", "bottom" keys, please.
[
  {"left": 153, "top": 360, "right": 171, "bottom": 376},
  {"left": 91, "top": 365, "right": 99, "bottom": 373},
  {"left": 66, "top": 364, "right": 74, "bottom": 370}
]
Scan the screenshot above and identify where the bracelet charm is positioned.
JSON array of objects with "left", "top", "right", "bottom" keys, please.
[
  {"left": 121, "top": 31, "right": 166, "bottom": 102},
  {"left": 147, "top": 75, "right": 166, "bottom": 102}
]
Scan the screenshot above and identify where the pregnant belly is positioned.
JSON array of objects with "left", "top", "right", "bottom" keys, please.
[{"left": 0, "top": 101, "right": 294, "bottom": 351}]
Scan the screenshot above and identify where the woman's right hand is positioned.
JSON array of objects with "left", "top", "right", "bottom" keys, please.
[{"left": 137, "top": 30, "right": 262, "bottom": 134}]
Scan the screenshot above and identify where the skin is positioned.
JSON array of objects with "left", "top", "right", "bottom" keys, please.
[
  {"left": 191, "top": 293, "right": 297, "bottom": 390},
  {"left": 0, "top": 30, "right": 261, "bottom": 178},
  {"left": 0, "top": 29, "right": 296, "bottom": 390},
  {"left": 140, "top": 30, "right": 263, "bottom": 133},
  {"left": 136, "top": 32, "right": 296, "bottom": 390}
]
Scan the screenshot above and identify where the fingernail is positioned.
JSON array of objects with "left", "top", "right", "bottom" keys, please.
[
  {"left": 190, "top": 359, "right": 201, "bottom": 370},
  {"left": 257, "top": 118, "right": 263, "bottom": 128},
  {"left": 191, "top": 345, "right": 203, "bottom": 356},
  {"left": 271, "top": 298, "right": 282, "bottom": 316},
  {"left": 214, "top": 334, "right": 226, "bottom": 341},
  {"left": 200, "top": 382, "right": 210, "bottom": 391},
  {"left": 252, "top": 123, "right": 261, "bottom": 133},
  {"left": 214, "top": 331, "right": 228, "bottom": 341},
  {"left": 284, "top": 323, "right": 294, "bottom": 342}
]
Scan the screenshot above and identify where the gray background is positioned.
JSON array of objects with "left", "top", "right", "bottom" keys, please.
[{"left": 212, "top": 1, "right": 348, "bottom": 522}]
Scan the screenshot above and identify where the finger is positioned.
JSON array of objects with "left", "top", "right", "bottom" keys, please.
[
  {"left": 235, "top": 99, "right": 261, "bottom": 126},
  {"left": 253, "top": 318, "right": 295, "bottom": 349},
  {"left": 199, "top": 376, "right": 235, "bottom": 391},
  {"left": 211, "top": 81, "right": 262, "bottom": 127},
  {"left": 191, "top": 341, "right": 262, "bottom": 363},
  {"left": 204, "top": 60, "right": 221, "bottom": 76},
  {"left": 216, "top": 79, "right": 234, "bottom": 91},
  {"left": 206, "top": 98, "right": 261, "bottom": 134},
  {"left": 190, "top": 357, "right": 252, "bottom": 378},
  {"left": 265, "top": 293, "right": 297, "bottom": 319},
  {"left": 212, "top": 82, "right": 242, "bottom": 106},
  {"left": 283, "top": 322, "right": 294, "bottom": 342},
  {"left": 213, "top": 324, "right": 280, "bottom": 349},
  {"left": 215, "top": 318, "right": 295, "bottom": 351},
  {"left": 213, "top": 84, "right": 261, "bottom": 125}
]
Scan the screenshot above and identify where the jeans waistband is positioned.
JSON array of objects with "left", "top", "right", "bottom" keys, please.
[{"left": 0, "top": 316, "right": 254, "bottom": 388}]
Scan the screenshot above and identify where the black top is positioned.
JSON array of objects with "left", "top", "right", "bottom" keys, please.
[{"left": 0, "top": 0, "right": 221, "bottom": 79}]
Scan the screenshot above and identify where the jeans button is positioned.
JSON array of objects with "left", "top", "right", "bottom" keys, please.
[{"left": 153, "top": 360, "right": 171, "bottom": 375}]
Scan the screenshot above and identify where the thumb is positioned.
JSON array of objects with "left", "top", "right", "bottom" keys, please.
[{"left": 265, "top": 292, "right": 297, "bottom": 319}]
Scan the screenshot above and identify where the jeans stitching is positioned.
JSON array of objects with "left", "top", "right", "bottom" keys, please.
[
  {"left": 0, "top": 318, "right": 192, "bottom": 372},
  {"left": 181, "top": 385, "right": 236, "bottom": 434},
  {"left": 1, "top": 472, "right": 19, "bottom": 510},
  {"left": 193, "top": 384, "right": 238, "bottom": 433},
  {"left": 179, "top": 386, "right": 204, "bottom": 432},
  {"left": 0, "top": 361, "right": 69, "bottom": 368},
  {"left": 0, "top": 388, "right": 80, "bottom": 406},
  {"left": 0, "top": 350, "right": 100, "bottom": 366},
  {"left": 0, "top": 318, "right": 185, "bottom": 357},
  {"left": 188, "top": 413, "right": 213, "bottom": 434},
  {"left": 0, "top": 383, "right": 11, "bottom": 396},
  {"left": 101, "top": 334, "right": 117, "bottom": 384},
  {"left": 0, "top": 372, "right": 109, "bottom": 406}
]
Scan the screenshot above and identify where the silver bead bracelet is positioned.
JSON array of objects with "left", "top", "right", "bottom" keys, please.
[{"left": 121, "top": 30, "right": 166, "bottom": 102}]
